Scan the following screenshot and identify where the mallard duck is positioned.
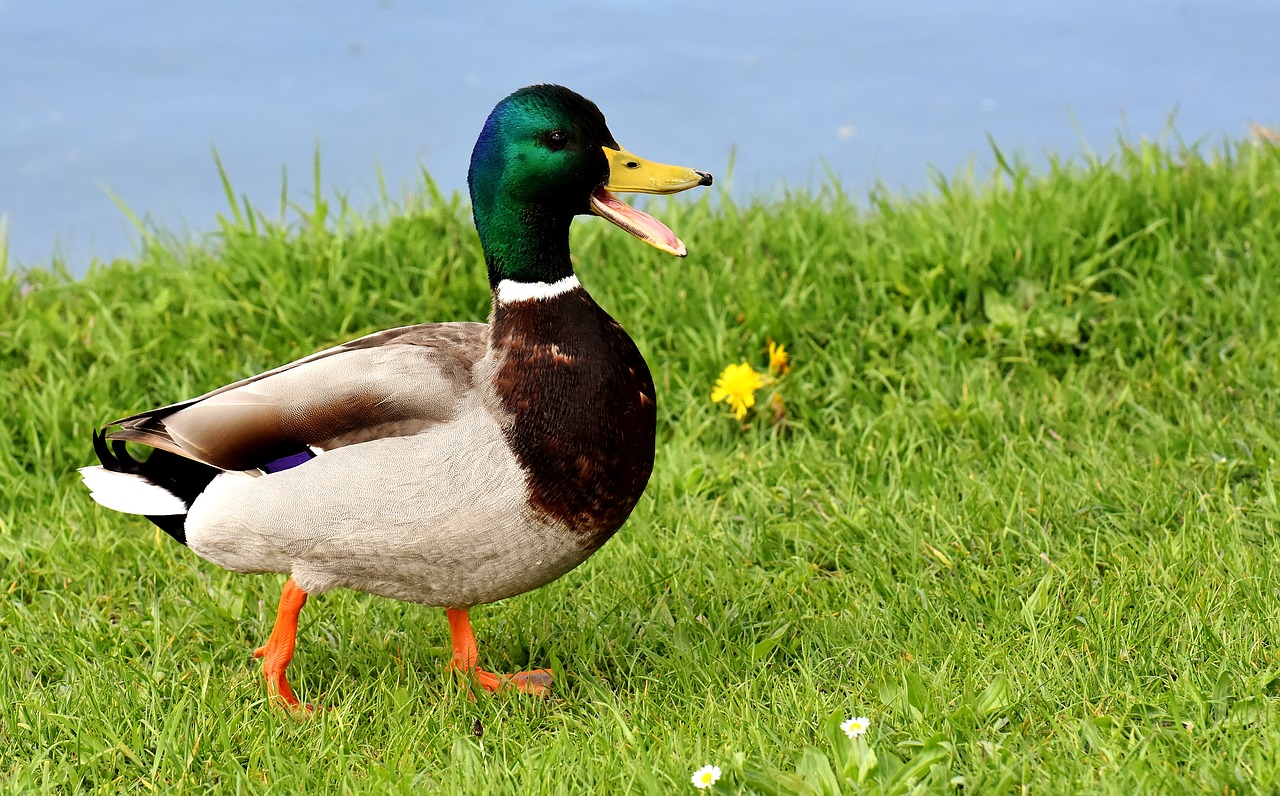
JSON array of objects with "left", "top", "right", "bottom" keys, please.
[{"left": 80, "top": 84, "right": 711, "bottom": 708}]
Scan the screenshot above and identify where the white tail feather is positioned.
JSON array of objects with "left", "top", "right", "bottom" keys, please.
[{"left": 79, "top": 466, "right": 188, "bottom": 515}]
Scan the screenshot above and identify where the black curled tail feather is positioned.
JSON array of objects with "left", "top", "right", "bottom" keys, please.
[{"left": 92, "top": 429, "right": 221, "bottom": 546}]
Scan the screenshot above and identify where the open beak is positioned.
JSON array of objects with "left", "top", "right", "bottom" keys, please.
[{"left": 589, "top": 146, "right": 713, "bottom": 257}]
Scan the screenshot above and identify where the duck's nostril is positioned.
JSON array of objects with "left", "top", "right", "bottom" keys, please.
[{"left": 625, "top": 161, "right": 640, "bottom": 169}]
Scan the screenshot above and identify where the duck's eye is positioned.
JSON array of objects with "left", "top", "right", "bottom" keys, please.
[{"left": 546, "top": 130, "right": 569, "bottom": 150}]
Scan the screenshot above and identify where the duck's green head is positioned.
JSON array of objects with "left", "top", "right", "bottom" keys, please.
[{"left": 468, "top": 84, "right": 712, "bottom": 285}]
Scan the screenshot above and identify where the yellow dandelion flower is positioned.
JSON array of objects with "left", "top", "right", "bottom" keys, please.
[
  {"left": 711, "top": 362, "right": 764, "bottom": 420},
  {"left": 767, "top": 340, "right": 790, "bottom": 375}
]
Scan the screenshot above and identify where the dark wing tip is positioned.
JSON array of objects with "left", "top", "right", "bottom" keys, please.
[
  {"left": 92, "top": 426, "right": 123, "bottom": 472},
  {"left": 92, "top": 425, "right": 157, "bottom": 478}
]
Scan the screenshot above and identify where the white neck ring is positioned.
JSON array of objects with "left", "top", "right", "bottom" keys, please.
[{"left": 496, "top": 274, "right": 581, "bottom": 303}]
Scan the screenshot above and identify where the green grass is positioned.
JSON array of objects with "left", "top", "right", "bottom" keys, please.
[{"left": 3, "top": 136, "right": 1280, "bottom": 794}]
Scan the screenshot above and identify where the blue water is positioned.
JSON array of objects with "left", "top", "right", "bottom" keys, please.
[{"left": 3, "top": 1, "right": 1278, "bottom": 273}]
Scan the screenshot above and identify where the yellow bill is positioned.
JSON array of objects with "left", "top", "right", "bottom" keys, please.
[{"left": 590, "top": 146, "right": 712, "bottom": 257}]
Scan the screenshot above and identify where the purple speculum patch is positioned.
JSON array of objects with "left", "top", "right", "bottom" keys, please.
[{"left": 261, "top": 450, "right": 315, "bottom": 473}]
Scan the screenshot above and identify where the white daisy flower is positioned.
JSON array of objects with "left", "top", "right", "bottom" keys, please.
[
  {"left": 691, "top": 764, "right": 721, "bottom": 789},
  {"left": 841, "top": 715, "right": 870, "bottom": 738}
]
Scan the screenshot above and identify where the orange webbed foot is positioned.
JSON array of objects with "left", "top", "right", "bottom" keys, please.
[
  {"left": 253, "top": 642, "right": 316, "bottom": 713},
  {"left": 447, "top": 607, "right": 553, "bottom": 698},
  {"left": 471, "top": 667, "right": 554, "bottom": 697}
]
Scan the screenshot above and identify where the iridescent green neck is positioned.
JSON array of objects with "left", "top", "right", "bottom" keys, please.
[{"left": 471, "top": 197, "right": 575, "bottom": 287}]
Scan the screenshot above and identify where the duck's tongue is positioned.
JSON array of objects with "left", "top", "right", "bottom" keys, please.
[{"left": 589, "top": 187, "right": 687, "bottom": 258}]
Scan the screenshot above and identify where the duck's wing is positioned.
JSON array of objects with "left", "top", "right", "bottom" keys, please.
[{"left": 106, "top": 322, "right": 489, "bottom": 472}]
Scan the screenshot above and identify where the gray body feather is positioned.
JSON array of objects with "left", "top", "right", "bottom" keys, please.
[{"left": 107, "top": 321, "right": 591, "bottom": 607}]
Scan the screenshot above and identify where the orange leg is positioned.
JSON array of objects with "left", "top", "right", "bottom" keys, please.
[
  {"left": 253, "top": 578, "right": 309, "bottom": 711},
  {"left": 446, "top": 608, "right": 552, "bottom": 696}
]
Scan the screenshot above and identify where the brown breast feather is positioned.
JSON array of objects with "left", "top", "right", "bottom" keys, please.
[{"left": 490, "top": 290, "right": 657, "bottom": 544}]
